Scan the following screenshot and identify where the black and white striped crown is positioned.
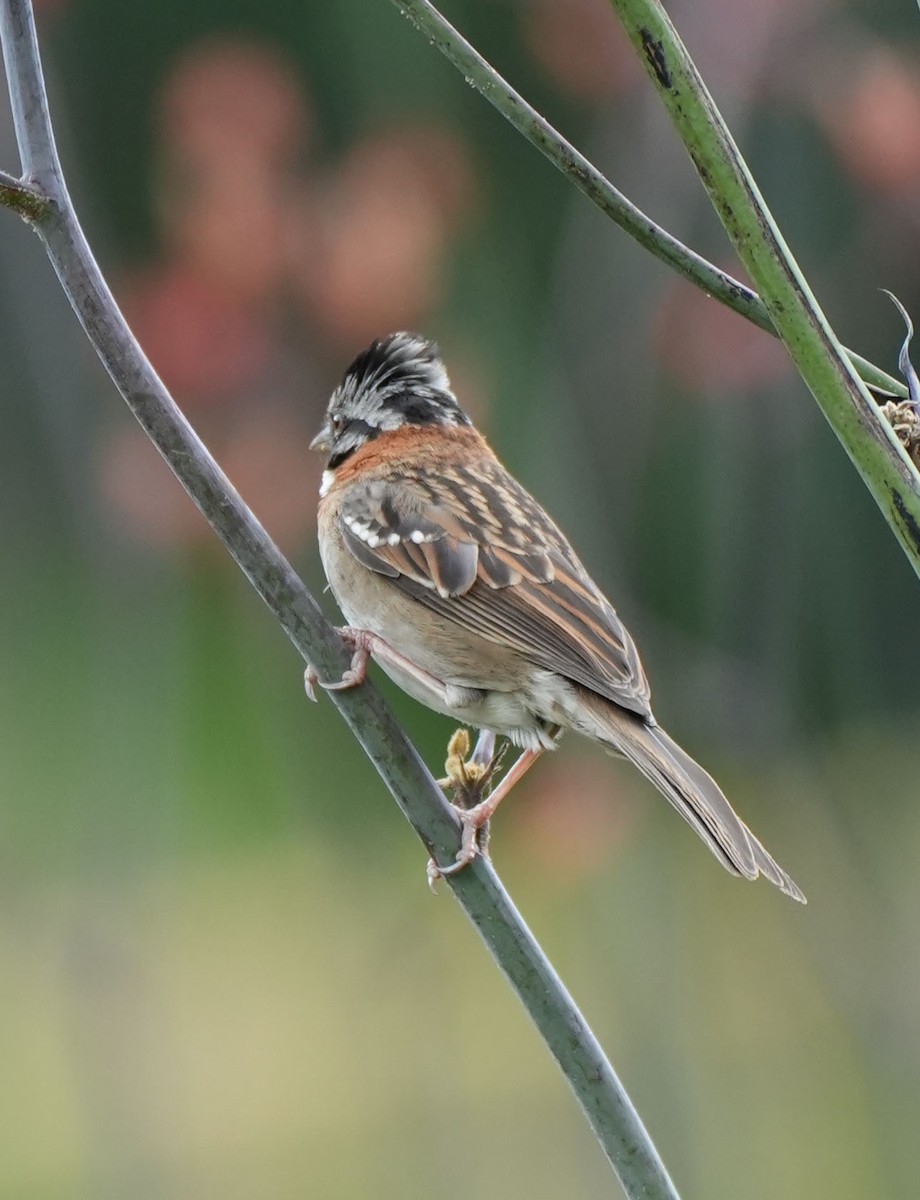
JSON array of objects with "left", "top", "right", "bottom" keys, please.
[{"left": 335, "top": 332, "right": 471, "bottom": 430}]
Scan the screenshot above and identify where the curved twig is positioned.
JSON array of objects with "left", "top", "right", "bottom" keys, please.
[{"left": 390, "top": 0, "right": 904, "bottom": 398}]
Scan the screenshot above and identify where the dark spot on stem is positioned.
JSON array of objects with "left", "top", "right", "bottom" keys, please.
[
  {"left": 0, "top": 181, "right": 50, "bottom": 224},
  {"left": 891, "top": 488, "right": 920, "bottom": 556},
  {"left": 640, "top": 28, "right": 672, "bottom": 90}
]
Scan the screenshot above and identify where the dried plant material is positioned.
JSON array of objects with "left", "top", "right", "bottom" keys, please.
[
  {"left": 438, "top": 728, "right": 505, "bottom": 809},
  {"left": 879, "top": 291, "right": 920, "bottom": 467},
  {"left": 878, "top": 399, "right": 920, "bottom": 468}
]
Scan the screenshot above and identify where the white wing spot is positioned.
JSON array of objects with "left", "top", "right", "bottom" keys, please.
[
  {"left": 344, "top": 516, "right": 372, "bottom": 539},
  {"left": 410, "top": 530, "right": 427, "bottom": 543},
  {"left": 387, "top": 533, "right": 401, "bottom": 545}
]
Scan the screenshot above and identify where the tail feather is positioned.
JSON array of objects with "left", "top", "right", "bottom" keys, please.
[{"left": 576, "top": 694, "right": 805, "bottom": 903}]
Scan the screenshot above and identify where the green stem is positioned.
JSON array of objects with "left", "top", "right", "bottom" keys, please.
[
  {"left": 606, "top": 0, "right": 920, "bottom": 578},
  {"left": 389, "top": 0, "right": 904, "bottom": 397}
]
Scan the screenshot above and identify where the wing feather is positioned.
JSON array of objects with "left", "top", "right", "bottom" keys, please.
[{"left": 336, "top": 466, "right": 651, "bottom": 717}]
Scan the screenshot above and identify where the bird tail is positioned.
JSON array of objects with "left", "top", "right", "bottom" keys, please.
[{"left": 576, "top": 693, "right": 805, "bottom": 903}]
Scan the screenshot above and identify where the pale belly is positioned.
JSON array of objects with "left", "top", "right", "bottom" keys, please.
[{"left": 319, "top": 523, "right": 566, "bottom": 750}]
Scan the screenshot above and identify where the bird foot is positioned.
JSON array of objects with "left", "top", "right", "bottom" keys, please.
[
  {"left": 305, "top": 627, "right": 449, "bottom": 702},
  {"left": 304, "top": 628, "right": 374, "bottom": 700}
]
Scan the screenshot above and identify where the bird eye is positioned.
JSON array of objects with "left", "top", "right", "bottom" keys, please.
[{"left": 331, "top": 415, "right": 342, "bottom": 432}]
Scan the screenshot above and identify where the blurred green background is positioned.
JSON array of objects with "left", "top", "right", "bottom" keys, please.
[{"left": 1, "top": 0, "right": 919, "bottom": 1196}]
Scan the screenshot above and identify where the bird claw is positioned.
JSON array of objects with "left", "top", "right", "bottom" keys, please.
[
  {"left": 432, "top": 810, "right": 490, "bottom": 876},
  {"left": 426, "top": 817, "right": 488, "bottom": 888},
  {"left": 426, "top": 856, "right": 444, "bottom": 892},
  {"left": 303, "top": 629, "right": 372, "bottom": 700}
]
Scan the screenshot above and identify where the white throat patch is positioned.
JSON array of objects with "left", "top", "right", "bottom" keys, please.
[{"left": 319, "top": 468, "right": 336, "bottom": 498}]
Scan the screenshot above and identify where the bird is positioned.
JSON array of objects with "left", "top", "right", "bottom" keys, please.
[{"left": 308, "top": 331, "right": 805, "bottom": 902}]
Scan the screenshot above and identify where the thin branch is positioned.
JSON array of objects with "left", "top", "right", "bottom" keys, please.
[
  {"left": 0, "top": 1, "right": 681, "bottom": 1195},
  {"left": 0, "top": 0, "right": 56, "bottom": 180},
  {"left": 606, "top": 0, "right": 920, "bottom": 581},
  {"left": 389, "top": 0, "right": 905, "bottom": 398}
]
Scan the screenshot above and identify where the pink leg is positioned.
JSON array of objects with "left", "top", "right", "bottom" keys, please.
[
  {"left": 304, "top": 626, "right": 447, "bottom": 701},
  {"left": 434, "top": 743, "right": 546, "bottom": 877}
]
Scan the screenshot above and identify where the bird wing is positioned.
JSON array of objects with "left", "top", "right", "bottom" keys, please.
[{"left": 335, "top": 462, "right": 652, "bottom": 718}]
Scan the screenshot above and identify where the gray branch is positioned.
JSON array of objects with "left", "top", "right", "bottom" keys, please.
[
  {"left": 390, "top": 0, "right": 904, "bottom": 398},
  {"left": 0, "top": 0, "right": 680, "bottom": 1195}
]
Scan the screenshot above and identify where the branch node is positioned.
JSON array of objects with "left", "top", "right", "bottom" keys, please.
[{"left": 0, "top": 169, "right": 49, "bottom": 221}]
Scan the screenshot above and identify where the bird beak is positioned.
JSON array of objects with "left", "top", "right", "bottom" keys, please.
[{"left": 310, "top": 421, "right": 332, "bottom": 454}]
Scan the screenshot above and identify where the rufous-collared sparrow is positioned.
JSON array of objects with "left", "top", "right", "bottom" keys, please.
[{"left": 308, "top": 332, "right": 804, "bottom": 902}]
